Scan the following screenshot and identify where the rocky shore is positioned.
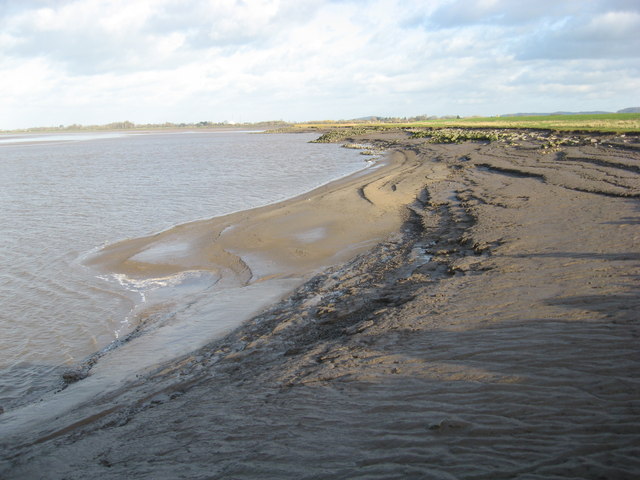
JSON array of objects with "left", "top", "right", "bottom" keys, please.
[{"left": 2, "top": 129, "right": 639, "bottom": 479}]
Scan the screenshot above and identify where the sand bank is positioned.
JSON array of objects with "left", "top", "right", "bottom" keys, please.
[
  {"left": 2, "top": 129, "right": 639, "bottom": 479},
  {"left": 84, "top": 149, "right": 446, "bottom": 283}
]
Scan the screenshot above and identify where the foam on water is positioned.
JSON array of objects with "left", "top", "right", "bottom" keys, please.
[
  {"left": 0, "top": 274, "right": 302, "bottom": 441},
  {"left": 107, "top": 270, "right": 220, "bottom": 300},
  {"left": 98, "top": 269, "right": 221, "bottom": 338}
]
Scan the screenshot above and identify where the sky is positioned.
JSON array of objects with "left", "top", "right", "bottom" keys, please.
[{"left": 0, "top": 0, "right": 639, "bottom": 129}]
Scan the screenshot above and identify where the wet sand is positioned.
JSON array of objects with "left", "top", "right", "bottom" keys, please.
[
  {"left": 1, "top": 129, "right": 639, "bottom": 479},
  {"left": 83, "top": 148, "right": 444, "bottom": 284}
]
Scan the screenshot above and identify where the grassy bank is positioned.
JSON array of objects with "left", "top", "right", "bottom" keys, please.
[
  {"left": 290, "top": 113, "right": 640, "bottom": 134},
  {"left": 4, "top": 113, "right": 639, "bottom": 136}
]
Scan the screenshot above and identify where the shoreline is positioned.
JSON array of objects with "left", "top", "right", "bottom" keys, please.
[
  {"left": 70, "top": 149, "right": 429, "bottom": 378},
  {"left": 2, "top": 129, "right": 640, "bottom": 478},
  {"left": 0, "top": 139, "right": 444, "bottom": 442},
  {"left": 0, "top": 130, "right": 371, "bottom": 411},
  {"left": 83, "top": 149, "right": 420, "bottom": 282}
]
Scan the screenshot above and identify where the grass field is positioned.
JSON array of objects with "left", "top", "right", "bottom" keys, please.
[{"left": 295, "top": 113, "right": 640, "bottom": 133}]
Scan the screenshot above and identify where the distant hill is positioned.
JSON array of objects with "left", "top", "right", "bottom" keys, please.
[
  {"left": 501, "top": 108, "right": 639, "bottom": 117},
  {"left": 617, "top": 107, "right": 640, "bottom": 113},
  {"left": 501, "top": 111, "right": 610, "bottom": 117}
]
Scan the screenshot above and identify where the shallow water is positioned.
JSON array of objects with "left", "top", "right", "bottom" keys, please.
[{"left": 0, "top": 130, "right": 366, "bottom": 408}]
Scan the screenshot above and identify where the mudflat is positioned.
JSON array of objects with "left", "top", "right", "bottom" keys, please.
[{"left": 2, "top": 129, "right": 639, "bottom": 479}]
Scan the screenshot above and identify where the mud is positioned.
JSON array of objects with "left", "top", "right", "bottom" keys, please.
[{"left": 2, "top": 130, "right": 639, "bottom": 479}]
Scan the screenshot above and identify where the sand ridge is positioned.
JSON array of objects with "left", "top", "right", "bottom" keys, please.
[
  {"left": 2, "top": 130, "right": 639, "bottom": 479},
  {"left": 84, "top": 150, "right": 448, "bottom": 284}
]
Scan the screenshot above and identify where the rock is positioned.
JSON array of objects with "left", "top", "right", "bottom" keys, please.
[{"left": 62, "top": 368, "right": 88, "bottom": 384}]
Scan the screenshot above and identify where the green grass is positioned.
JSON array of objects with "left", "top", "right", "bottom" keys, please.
[
  {"left": 295, "top": 113, "right": 640, "bottom": 134},
  {"left": 415, "top": 113, "right": 640, "bottom": 132}
]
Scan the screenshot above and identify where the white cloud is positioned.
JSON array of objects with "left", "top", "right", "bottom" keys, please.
[
  {"left": 0, "top": 57, "right": 59, "bottom": 100},
  {"left": 0, "top": 0, "right": 638, "bottom": 129}
]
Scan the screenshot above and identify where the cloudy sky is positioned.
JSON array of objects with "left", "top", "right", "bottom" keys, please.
[{"left": 1, "top": 0, "right": 638, "bottom": 129}]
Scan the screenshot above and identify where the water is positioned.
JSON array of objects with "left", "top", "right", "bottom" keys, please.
[{"left": 0, "top": 130, "right": 366, "bottom": 409}]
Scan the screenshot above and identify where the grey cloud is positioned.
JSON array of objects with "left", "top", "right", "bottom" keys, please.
[
  {"left": 1, "top": 7, "right": 155, "bottom": 74},
  {"left": 426, "top": 0, "right": 574, "bottom": 28},
  {"left": 0, "top": 0, "right": 325, "bottom": 74},
  {"left": 1, "top": 3, "right": 242, "bottom": 74},
  {"left": 143, "top": 2, "right": 267, "bottom": 49},
  {"left": 515, "top": 14, "right": 640, "bottom": 60},
  {"left": 417, "top": 0, "right": 640, "bottom": 61},
  {"left": 0, "top": 0, "right": 72, "bottom": 14},
  {"left": 606, "top": 0, "right": 640, "bottom": 10},
  {"left": 426, "top": 0, "right": 640, "bottom": 28},
  {"left": 143, "top": 0, "right": 322, "bottom": 49},
  {"left": 6, "top": 28, "right": 164, "bottom": 75},
  {"left": 505, "top": 61, "right": 636, "bottom": 88}
]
